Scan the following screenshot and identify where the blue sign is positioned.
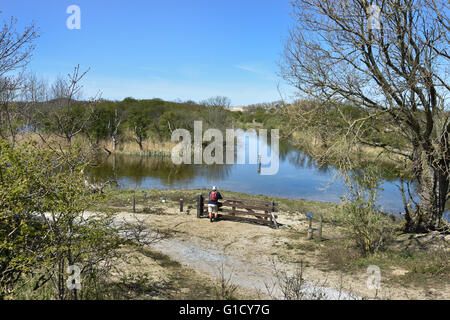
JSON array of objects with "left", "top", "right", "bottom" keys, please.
[{"left": 306, "top": 213, "right": 313, "bottom": 219}]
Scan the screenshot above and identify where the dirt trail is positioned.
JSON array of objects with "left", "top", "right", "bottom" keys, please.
[{"left": 148, "top": 235, "right": 358, "bottom": 299}]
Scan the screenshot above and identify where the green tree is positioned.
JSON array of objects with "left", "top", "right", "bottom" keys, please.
[
  {"left": 341, "top": 168, "right": 395, "bottom": 255},
  {"left": 0, "top": 139, "right": 124, "bottom": 300},
  {"left": 127, "top": 103, "right": 151, "bottom": 151},
  {"left": 0, "top": 139, "right": 51, "bottom": 298},
  {"left": 85, "top": 103, "right": 110, "bottom": 145}
]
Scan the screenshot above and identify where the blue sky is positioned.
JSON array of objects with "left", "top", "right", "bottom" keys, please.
[{"left": 1, "top": 0, "right": 296, "bottom": 106}]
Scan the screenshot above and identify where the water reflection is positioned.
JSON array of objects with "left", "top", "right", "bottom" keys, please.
[
  {"left": 88, "top": 154, "right": 233, "bottom": 187},
  {"left": 87, "top": 137, "right": 447, "bottom": 219}
]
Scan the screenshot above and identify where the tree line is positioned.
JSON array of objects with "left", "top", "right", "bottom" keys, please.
[{"left": 2, "top": 68, "right": 245, "bottom": 153}]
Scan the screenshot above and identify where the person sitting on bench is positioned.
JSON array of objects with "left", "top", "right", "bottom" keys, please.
[{"left": 208, "top": 186, "right": 222, "bottom": 222}]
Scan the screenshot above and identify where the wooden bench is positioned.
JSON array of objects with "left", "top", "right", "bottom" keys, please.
[{"left": 196, "top": 194, "right": 279, "bottom": 228}]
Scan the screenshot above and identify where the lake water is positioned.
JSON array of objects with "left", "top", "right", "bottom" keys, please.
[{"left": 88, "top": 137, "right": 428, "bottom": 216}]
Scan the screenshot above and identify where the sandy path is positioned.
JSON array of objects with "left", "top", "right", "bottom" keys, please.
[
  {"left": 148, "top": 235, "right": 359, "bottom": 299},
  {"left": 109, "top": 211, "right": 361, "bottom": 299}
]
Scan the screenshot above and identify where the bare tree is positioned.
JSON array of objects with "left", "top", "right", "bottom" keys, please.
[
  {"left": 0, "top": 75, "right": 24, "bottom": 146},
  {"left": 0, "top": 14, "right": 39, "bottom": 147},
  {"left": 109, "top": 105, "right": 124, "bottom": 152},
  {"left": 0, "top": 15, "right": 38, "bottom": 77},
  {"left": 280, "top": 0, "right": 449, "bottom": 232},
  {"left": 41, "top": 65, "right": 96, "bottom": 146},
  {"left": 200, "top": 96, "right": 231, "bottom": 130},
  {"left": 21, "top": 72, "right": 48, "bottom": 103},
  {"left": 201, "top": 96, "right": 232, "bottom": 108}
]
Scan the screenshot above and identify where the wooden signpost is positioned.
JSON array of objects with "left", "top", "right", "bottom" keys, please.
[{"left": 305, "top": 212, "right": 323, "bottom": 241}]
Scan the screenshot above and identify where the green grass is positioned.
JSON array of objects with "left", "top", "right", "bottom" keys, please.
[{"left": 97, "top": 187, "right": 343, "bottom": 222}]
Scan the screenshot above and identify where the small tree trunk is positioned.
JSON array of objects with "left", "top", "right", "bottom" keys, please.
[
  {"left": 405, "top": 150, "right": 448, "bottom": 232},
  {"left": 112, "top": 135, "right": 117, "bottom": 151},
  {"left": 136, "top": 136, "right": 144, "bottom": 152}
]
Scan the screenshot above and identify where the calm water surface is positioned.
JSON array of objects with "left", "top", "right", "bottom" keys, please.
[{"left": 88, "top": 138, "right": 427, "bottom": 216}]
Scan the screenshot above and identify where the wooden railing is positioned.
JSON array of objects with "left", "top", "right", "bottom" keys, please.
[{"left": 196, "top": 194, "right": 279, "bottom": 228}]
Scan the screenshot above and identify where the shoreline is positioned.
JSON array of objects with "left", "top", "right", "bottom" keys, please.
[{"left": 101, "top": 187, "right": 397, "bottom": 225}]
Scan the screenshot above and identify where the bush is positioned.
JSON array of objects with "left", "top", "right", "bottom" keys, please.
[
  {"left": 341, "top": 169, "right": 396, "bottom": 255},
  {"left": 0, "top": 139, "right": 125, "bottom": 299}
]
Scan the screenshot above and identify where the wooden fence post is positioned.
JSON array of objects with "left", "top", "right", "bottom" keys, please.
[
  {"left": 197, "top": 194, "right": 203, "bottom": 218},
  {"left": 270, "top": 200, "right": 278, "bottom": 229},
  {"left": 307, "top": 214, "right": 313, "bottom": 239},
  {"left": 257, "top": 154, "right": 262, "bottom": 174},
  {"left": 317, "top": 215, "right": 323, "bottom": 242},
  {"left": 132, "top": 196, "right": 136, "bottom": 213}
]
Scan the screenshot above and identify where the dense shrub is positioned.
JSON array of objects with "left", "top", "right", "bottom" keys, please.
[{"left": 340, "top": 169, "right": 396, "bottom": 255}]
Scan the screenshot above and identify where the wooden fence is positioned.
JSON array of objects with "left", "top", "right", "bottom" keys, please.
[{"left": 196, "top": 194, "right": 279, "bottom": 228}]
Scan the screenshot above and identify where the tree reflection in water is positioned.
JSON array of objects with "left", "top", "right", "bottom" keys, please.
[{"left": 87, "top": 154, "right": 232, "bottom": 187}]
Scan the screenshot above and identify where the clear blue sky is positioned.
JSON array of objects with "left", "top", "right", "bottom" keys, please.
[{"left": 1, "top": 0, "right": 296, "bottom": 106}]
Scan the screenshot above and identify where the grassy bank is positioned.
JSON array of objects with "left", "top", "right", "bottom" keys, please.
[
  {"left": 97, "top": 187, "right": 345, "bottom": 224},
  {"left": 14, "top": 131, "right": 175, "bottom": 157},
  {"left": 290, "top": 130, "right": 412, "bottom": 180},
  {"left": 99, "top": 137, "right": 174, "bottom": 157}
]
